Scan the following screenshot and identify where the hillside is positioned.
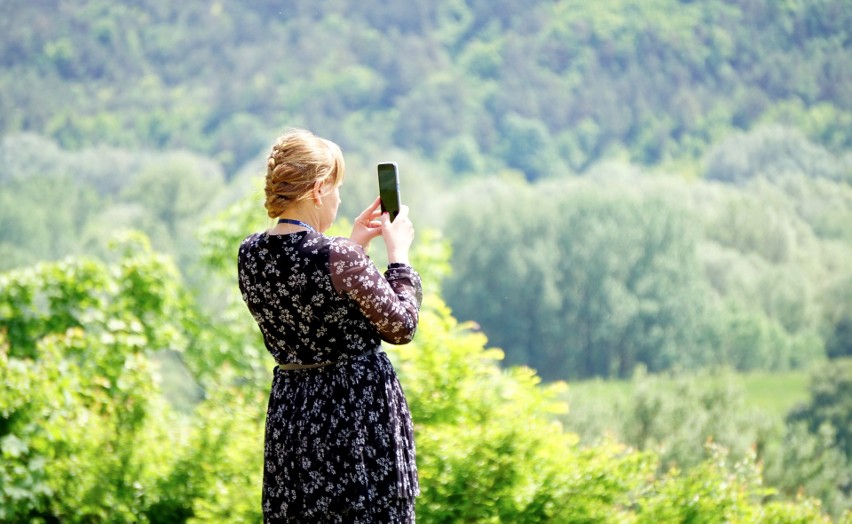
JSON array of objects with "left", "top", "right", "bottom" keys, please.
[
  {"left": 1, "top": 0, "right": 850, "bottom": 178},
  {"left": 1, "top": 0, "right": 851, "bottom": 376}
]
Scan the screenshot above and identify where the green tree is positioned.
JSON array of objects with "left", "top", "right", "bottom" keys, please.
[
  {"left": 787, "top": 359, "right": 852, "bottom": 460},
  {"left": 0, "top": 234, "right": 189, "bottom": 521},
  {"left": 563, "top": 368, "right": 851, "bottom": 519},
  {"left": 497, "top": 113, "right": 565, "bottom": 180},
  {"left": 119, "top": 153, "right": 226, "bottom": 267},
  {"left": 763, "top": 422, "right": 850, "bottom": 520},
  {"left": 619, "top": 369, "right": 772, "bottom": 471},
  {"left": 705, "top": 125, "right": 848, "bottom": 185},
  {"left": 445, "top": 176, "right": 709, "bottom": 379}
]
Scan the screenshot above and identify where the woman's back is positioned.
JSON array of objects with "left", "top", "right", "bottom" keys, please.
[{"left": 238, "top": 228, "right": 422, "bottom": 522}]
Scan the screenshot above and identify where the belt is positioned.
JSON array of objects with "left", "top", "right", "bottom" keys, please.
[{"left": 276, "top": 347, "right": 381, "bottom": 371}]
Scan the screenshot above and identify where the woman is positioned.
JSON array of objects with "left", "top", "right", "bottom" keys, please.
[{"left": 237, "top": 129, "right": 421, "bottom": 523}]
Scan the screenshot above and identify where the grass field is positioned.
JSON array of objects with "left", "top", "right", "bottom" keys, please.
[
  {"left": 738, "top": 370, "right": 811, "bottom": 416},
  {"left": 565, "top": 368, "right": 811, "bottom": 419}
]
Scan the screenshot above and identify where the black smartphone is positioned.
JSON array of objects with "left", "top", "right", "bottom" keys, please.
[{"left": 377, "top": 162, "right": 401, "bottom": 222}]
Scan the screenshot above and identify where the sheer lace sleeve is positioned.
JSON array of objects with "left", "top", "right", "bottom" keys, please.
[{"left": 329, "top": 237, "right": 423, "bottom": 344}]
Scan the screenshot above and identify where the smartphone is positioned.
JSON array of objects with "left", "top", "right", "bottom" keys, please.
[{"left": 377, "top": 162, "right": 401, "bottom": 222}]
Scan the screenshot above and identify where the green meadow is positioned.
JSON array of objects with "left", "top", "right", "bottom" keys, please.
[{"left": 567, "top": 369, "right": 811, "bottom": 419}]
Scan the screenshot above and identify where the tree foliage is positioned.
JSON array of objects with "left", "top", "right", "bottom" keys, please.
[
  {"left": 788, "top": 359, "right": 852, "bottom": 461},
  {"left": 563, "top": 367, "right": 851, "bottom": 518},
  {"left": 444, "top": 132, "right": 851, "bottom": 380},
  {"left": 0, "top": 134, "right": 226, "bottom": 274},
  {"left": 0, "top": 219, "right": 836, "bottom": 521},
  {"left": 0, "top": 0, "right": 849, "bottom": 177}
]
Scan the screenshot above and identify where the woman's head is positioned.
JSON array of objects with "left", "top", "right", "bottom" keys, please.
[{"left": 264, "top": 129, "right": 345, "bottom": 219}]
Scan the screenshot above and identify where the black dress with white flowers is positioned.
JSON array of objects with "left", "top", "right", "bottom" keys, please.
[{"left": 238, "top": 230, "right": 422, "bottom": 523}]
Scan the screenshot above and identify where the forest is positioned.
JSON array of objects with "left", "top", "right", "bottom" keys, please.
[{"left": 1, "top": 0, "right": 850, "bottom": 521}]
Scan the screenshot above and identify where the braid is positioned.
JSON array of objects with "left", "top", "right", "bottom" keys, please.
[{"left": 263, "top": 129, "right": 344, "bottom": 219}]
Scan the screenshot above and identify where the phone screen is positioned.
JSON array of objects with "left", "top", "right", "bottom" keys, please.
[{"left": 377, "top": 162, "right": 401, "bottom": 222}]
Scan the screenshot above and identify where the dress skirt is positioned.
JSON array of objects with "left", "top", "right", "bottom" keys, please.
[{"left": 262, "top": 351, "right": 418, "bottom": 522}]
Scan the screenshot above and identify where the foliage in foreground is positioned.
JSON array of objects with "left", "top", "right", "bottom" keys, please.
[
  {"left": 0, "top": 229, "right": 837, "bottom": 522},
  {"left": 563, "top": 366, "right": 851, "bottom": 519}
]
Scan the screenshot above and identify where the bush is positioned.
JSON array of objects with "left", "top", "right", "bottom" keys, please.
[{"left": 0, "top": 227, "right": 835, "bottom": 522}]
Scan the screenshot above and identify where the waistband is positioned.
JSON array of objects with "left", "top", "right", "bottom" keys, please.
[{"left": 276, "top": 347, "right": 381, "bottom": 371}]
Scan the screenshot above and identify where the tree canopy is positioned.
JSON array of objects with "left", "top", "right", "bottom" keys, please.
[{"left": 0, "top": 0, "right": 849, "bottom": 177}]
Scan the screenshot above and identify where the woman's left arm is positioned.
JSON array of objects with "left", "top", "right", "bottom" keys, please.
[{"left": 330, "top": 238, "right": 422, "bottom": 344}]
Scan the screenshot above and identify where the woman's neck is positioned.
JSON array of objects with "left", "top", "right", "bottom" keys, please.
[{"left": 271, "top": 203, "right": 321, "bottom": 234}]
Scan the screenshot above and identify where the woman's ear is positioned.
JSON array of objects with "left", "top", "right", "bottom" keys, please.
[{"left": 312, "top": 179, "right": 325, "bottom": 206}]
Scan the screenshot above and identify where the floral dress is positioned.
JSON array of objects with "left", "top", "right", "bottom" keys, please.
[{"left": 238, "top": 230, "right": 422, "bottom": 523}]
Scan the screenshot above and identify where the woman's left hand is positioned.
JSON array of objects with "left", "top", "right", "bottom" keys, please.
[{"left": 350, "top": 196, "right": 383, "bottom": 250}]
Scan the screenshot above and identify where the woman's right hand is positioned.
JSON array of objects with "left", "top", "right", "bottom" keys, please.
[
  {"left": 381, "top": 205, "right": 414, "bottom": 265},
  {"left": 350, "top": 196, "right": 383, "bottom": 250}
]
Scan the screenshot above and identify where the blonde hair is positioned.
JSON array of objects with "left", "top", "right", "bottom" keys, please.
[{"left": 264, "top": 129, "right": 345, "bottom": 218}]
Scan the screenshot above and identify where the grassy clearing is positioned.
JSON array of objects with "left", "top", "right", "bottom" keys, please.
[
  {"left": 738, "top": 369, "right": 810, "bottom": 417},
  {"left": 564, "top": 369, "right": 811, "bottom": 419}
]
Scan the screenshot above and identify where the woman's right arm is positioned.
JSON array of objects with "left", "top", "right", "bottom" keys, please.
[{"left": 380, "top": 205, "right": 415, "bottom": 266}]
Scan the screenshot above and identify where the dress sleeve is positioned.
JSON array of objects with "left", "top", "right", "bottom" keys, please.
[{"left": 329, "top": 237, "right": 423, "bottom": 345}]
